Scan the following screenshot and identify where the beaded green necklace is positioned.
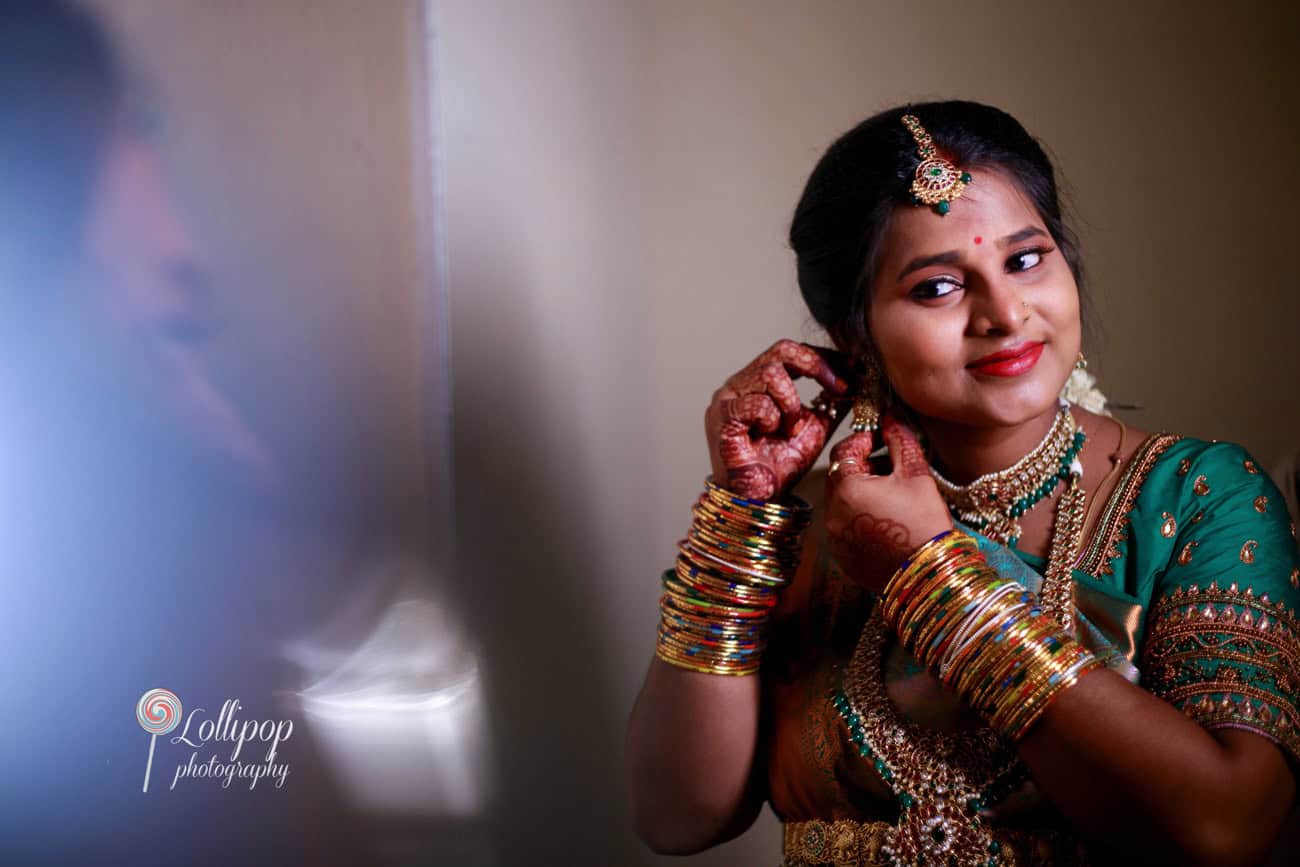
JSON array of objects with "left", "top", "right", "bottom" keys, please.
[{"left": 931, "top": 404, "right": 1085, "bottom": 548}]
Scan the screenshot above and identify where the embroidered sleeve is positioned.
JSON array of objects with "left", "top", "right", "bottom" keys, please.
[{"left": 1140, "top": 443, "right": 1300, "bottom": 761}]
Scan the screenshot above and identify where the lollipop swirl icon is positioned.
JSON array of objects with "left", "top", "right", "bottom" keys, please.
[{"left": 137, "top": 688, "right": 182, "bottom": 793}]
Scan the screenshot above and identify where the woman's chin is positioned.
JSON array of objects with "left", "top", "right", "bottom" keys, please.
[{"left": 906, "top": 382, "right": 1064, "bottom": 431}]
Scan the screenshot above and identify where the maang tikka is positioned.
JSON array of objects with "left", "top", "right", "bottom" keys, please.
[{"left": 901, "top": 113, "right": 971, "bottom": 216}]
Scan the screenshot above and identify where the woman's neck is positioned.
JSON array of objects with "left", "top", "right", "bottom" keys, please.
[{"left": 918, "top": 405, "right": 1063, "bottom": 484}]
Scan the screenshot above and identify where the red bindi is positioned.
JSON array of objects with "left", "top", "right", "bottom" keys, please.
[{"left": 973, "top": 236, "right": 983, "bottom": 245}]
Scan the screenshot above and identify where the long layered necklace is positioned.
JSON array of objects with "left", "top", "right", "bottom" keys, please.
[
  {"left": 832, "top": 614, "right": 1023, "bottom": 867},
  {"left": 830, "top": 405, "right": 1091, "bottom": 866}
]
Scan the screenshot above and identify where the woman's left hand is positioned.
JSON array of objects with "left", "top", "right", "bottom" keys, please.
[{"left": 825, "top": 416, "right": 952, "bottom": 596}]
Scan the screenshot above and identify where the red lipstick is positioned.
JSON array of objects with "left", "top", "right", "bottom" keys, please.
[{"left": 968, "top": 341, "right": 1045, "bottom": 377}]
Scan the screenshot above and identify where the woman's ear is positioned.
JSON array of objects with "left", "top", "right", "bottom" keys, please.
[{"left": 826, "top": 326, "right": 852, "bottom": 356}]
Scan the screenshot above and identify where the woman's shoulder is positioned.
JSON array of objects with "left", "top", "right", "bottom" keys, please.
[
  {"left": 1119, "top": 433, "right": 1278, "bottom": 505},
  {"left": 1133, "top": 434, "right": 1283, "bottom": 508},
  {"left": 1132, "top": 432, "right": 1297, "bottom": 573},
  {"left": 1154, "top": 434, "right": 1265, "bottom": 472},
  {"left": 1079, "top": 429, "right": 1294, "bottom": 578}
]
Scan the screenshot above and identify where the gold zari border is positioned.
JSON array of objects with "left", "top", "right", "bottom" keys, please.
[
  {"left": 1142, "top": 583, "right": 1300, "bottom": 760},
  {"left": 1077, "top": 433, "right": 1182, "bottom": 577},
  {"left": 781, "top": 819, "right": 1090, "bottom": 866}
]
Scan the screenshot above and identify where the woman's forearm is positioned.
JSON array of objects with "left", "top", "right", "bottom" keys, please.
[
  {"left": 1019, "top": 669, "right": 1295, "bottom": 867},
  {"left": 625, "top": 656, "right": 765, "bottom": 854}
]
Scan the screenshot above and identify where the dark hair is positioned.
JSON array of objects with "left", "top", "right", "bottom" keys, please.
[
  {"left": 789, "top": 100, "right": 1085, "bottom": 356},
  {"left": 0, "top": 0, "right": 121, "bottom": 291}
]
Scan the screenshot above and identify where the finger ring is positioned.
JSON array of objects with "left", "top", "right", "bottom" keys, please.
[{"left": 829, "top": 458, "right": 860, "bottom": 475}]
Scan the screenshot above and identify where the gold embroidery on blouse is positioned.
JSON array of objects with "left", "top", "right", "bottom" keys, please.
[
  {"left": 1078, "top": 433, "right": 1182, "bottom": 577},
  {"left": 1178, "top": 541, "right": 1200, "bottom": 565},
  {"left": 797, "top": 661, "right": 842, "bottom": 786},
  {"left": 1142, "top": 583, "right": 1300, "bottom": 762},
  {"left": 1291, "top": 568, "right": 1299, "bottom": 590},
  {"left": 1240, "top": 541, "right": 1258, "bottom": 564},
  {"left": 1254, "top": 496, "right": 1268, "bottom": 514},
  {"left": 1193, "top": 475, "right": 1210, "bottom": 496},
  {"left": 1191, "top": 510, "right": 1205, "bottom": 525},
  {"left": 1160, "top": 512, "right": 1177, "bottom": 538},
  {"left": 1177, "top": 459, "right": 1191, "bottom": 476},
  {"left": 1244, "top": 460, "right": 1260, "bottom": 475}
]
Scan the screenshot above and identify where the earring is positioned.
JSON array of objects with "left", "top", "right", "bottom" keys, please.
[
  {"left": 1075, "top": 352, "right": 1088, "bottom": 371},
  {"left": 851, "top": 357, "right": 884, "bottom": 433},
  {"left": 852, "top": 396, "right": 879, "bottom": 433}
]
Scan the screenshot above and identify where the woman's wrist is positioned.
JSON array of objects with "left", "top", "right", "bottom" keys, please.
[
  {"left": 877, "top": 530, "right": 1102, "bottom": 739},
  {"left": 654, "top": 477, "right": 812, "bottom": 676}
]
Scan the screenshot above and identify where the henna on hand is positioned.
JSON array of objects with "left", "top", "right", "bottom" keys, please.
[
  {"left": 824, "top": 418, "right": 952, "bottom": 594},
  {"left": 725, "top": 464, "right": 781, "bottom": 501},
  {"left": 705, "top": 340, "right": 849, "bottom": 499},
  {"left": 845, "top": 511, "right": 914, "bottom": 567},
  {"left": 826, "top": 508, "right": 915, "bottom": 590},
  {"left": 882, "top": 415, "right": 928, "bottom": 478}
]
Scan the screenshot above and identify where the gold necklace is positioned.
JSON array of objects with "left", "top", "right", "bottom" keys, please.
[
  {"left": 835, "top": 614, "right": 1022, "bottom": 866},
  {"left": 931, "top": 405, "right": 1084, "bottom": 548},
  {"left": 1079, "top": 417, "right": 1127, "bottom": 543},
  {"left": 1041, "top": 471, "right": 1086, "bottom": 632}
]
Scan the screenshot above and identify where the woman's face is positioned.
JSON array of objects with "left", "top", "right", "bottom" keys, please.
[
  {"left": 70, "top": 107, "right": 273, "bottom": 482},
  {"left": 865, "top": 170, "right": 1081, "bottom": 430}
]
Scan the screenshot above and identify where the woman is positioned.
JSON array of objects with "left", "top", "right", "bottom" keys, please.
[{"left": 626, "top": 101, "right": 1299, "bottom": 866}]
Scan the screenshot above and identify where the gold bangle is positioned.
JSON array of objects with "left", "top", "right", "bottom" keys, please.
[{"left": 654, "top": 644, "right": 760, "bottom": 676}]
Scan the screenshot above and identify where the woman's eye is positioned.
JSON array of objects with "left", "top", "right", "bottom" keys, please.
[
  {"left": 1007, "top": 247, "right": 1053, "bottom": 273},
  {"left": 911, "top": 277, "right": 962, "bottom": 300}
]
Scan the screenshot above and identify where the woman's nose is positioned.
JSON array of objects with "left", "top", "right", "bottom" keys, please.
[
  {"left": 87, "top": 125, "right": 217, "bottom": 338},
  {"left": 967, "top": 273, "right": 1027, "bottom": 337}
]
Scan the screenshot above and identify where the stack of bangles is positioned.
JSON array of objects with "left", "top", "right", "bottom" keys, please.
[
  {"left": 880, "top": 529, "right": 1104, "bottom": 740},
  {"left": 655, "top": 477, "right": 812, "bottom": 676}
]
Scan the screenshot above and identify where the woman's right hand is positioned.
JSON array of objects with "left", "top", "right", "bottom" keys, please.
[
  {"left": 704, "top": 340, "right": 850, "bottom": 501},
  {"left": 823, "top": 417, "right": 952, "bottom": 596}
]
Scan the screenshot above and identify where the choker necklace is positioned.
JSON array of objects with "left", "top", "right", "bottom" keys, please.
[{"left": 931, "top": 403, "right": 1085, "bottom": 549}]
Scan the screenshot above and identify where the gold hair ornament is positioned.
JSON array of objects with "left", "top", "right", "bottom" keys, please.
[{"left": 901, "top": 114, "right": 971, "bottom": 216}]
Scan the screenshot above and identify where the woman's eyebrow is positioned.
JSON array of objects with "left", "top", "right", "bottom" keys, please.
[
  {"left": 998, "top": 225, "right": 1048, "bottom": 247},
  {"left": 897, "top": 250, "right": 961, "bottom": 281}
]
